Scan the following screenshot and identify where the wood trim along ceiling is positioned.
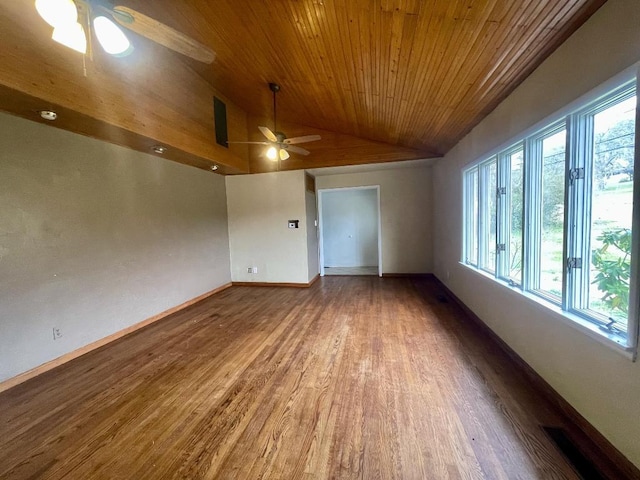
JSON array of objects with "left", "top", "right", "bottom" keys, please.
[{"left": 0, "top": 1, "right": 606, "bottom": 174}]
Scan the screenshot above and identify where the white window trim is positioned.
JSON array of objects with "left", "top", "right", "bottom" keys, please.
[{"left": 461, "top": 64, "right": 640, "bottom": 358}]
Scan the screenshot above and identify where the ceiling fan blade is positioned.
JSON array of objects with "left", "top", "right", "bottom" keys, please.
[
  {"left": 226, "top": 141, "right": 269, "bottom": 145},
  {"left": 258, "top": 126, "right": 278, "bottom": 143},
  {"left": 284, "top": 134, "right": 321, "bottom": 145},
  {"left": 286, "top": 145, "right": 311, "bottom": 156},
  {"left": 110, "top": 6, "right": 215, "bottom": 63},
  {"left": 279, "top": 149, "right": 290, "bottom": 161}
]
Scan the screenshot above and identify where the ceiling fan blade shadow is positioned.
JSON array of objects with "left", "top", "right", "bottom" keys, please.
[
  {"left": 287, "top": 145, "right": 310, "bottom": 156},
  {"left": 258, "top": 126, "right": 277, "bottom": 142},
  {"left": 111, "top": 6, "right": 215, "bottom": 63},
  {"left": 284, "top": 134, "right": 321, "bottom": 145},
  {"left": 279, "top": 149, "right": 290, "bottom": 161}
]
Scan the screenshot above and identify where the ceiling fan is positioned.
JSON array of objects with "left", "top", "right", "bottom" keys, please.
[
  {"left": 228, "top": 83, "right": 321, "bottom": 161},
  {"left": 35, "top": 0, "right": 215, "bottom": 63}
]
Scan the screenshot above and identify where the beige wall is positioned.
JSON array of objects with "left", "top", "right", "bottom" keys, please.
[
  {"left": 226, "top": 171, "right": 311, "bottom": 284},
  {"left": 0, "top": 113, "right": 231, "bottom": 382},
  {"left": 315, "top": 165, "right": 433, "bottom": 274},
  {"left": 432, "top": 0, "right": 640, "bottom": 467}
]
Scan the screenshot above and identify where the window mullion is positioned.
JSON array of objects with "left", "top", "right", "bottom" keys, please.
[
  {"left": 463, "top": 172, "right": 471, "bottom": 262},
  {"left": 496, "top": 155, "right": 509, "bottom": 279},
  {"left": 523, "top": 138, "right": 541, "bottom": 292},
  {"left": 565, "top": 113, "right": 592, "bottom": 312},
  {"left": 478, "top": 164, "right": 488, "bottom": 268},
  {"left": 564, "top": 114, "right": 577, "bottom": 312}
]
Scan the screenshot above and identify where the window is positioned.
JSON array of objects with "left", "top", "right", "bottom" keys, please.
[
  {"left": 479, "top": 159, "right": 497, "bottom": 273},
  {"left": 568, "top": 89, "right": 636, "bottom": 335},
  {"left": 463, "top": 75, "right": 638, "bottom": 349},
  {"left": 497, "top": 145, "right": 524, "bottom": 285},
  {"left": 540, "top": 128, "right": 567, "bottom": 299},
  {"left": 526, "top": 124, "right": 567, "bottom": 302}
]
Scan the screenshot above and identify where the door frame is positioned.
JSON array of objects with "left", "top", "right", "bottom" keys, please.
[{"left": 317, "top": 185, "right": 382, "bottom": 277}]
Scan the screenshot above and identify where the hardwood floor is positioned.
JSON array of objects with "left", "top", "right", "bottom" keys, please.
[{"left": 0, "top": 277, "right": 585, "bottom": 479}]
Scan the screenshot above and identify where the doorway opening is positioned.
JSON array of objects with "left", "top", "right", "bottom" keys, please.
[{"left": 318, "top": 186, "right": 382, "bottom": 277}]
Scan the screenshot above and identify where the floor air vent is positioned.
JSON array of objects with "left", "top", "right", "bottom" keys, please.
[{"left": 542, "top": 426, "right": 604, "bottom": 480}]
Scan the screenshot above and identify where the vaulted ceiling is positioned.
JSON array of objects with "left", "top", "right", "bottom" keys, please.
[{"left": 0, "top": 0, "right": 607, "bottom": 174}]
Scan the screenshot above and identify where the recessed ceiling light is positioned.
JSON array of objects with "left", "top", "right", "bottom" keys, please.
[
  {"left": 152, "top": 145, "right": 167, "bottom": 154},
  {"left": 210, "top": 165, "right": 219, "bottom": 171},
  {"left": 39, "top": 110, "right": 58, "bottom": 121}
]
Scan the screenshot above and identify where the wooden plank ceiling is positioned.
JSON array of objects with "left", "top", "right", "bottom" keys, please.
[{"left": 0, "top": 0, "right": 606, "bottom": 174}]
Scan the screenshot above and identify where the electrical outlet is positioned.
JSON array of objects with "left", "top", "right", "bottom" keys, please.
[
  {"left": 52, "top": 328, "right": 62, "bottom": 340},
  {"left": 247, "top": 267, "right": 258, "bottom": 274}
]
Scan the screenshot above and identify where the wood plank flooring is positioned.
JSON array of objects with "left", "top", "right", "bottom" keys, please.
[{"left": 0, "top": 277, "right": 583, "bottom": 479}]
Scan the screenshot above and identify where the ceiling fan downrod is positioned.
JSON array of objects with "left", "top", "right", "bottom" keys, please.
[{"left": 269, "top": 82, "right": 280, "bottom": 133}]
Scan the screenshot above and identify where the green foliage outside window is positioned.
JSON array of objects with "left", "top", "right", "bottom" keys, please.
[{"left": 591, "top": 228, "right": 631, "bottom": 317}]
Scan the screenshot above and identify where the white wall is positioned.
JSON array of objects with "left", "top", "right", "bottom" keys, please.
[
  {"left": 321, "top": 188, "right": 378, "bottom": 268},
  {"left": 305, "top": 190, "right": 320, "bottom": 282},
  {"left": 226, "top": 171, "right": 310, "bottom": 284},
  {"left": 0, "top": 113, "right": 231, "bottom": 382},
  {"left": 315, "top": 165, "right": 433, "bottom": 274},
  {"left": 432, "top": 0, "right": 640, "bottom": 467}
]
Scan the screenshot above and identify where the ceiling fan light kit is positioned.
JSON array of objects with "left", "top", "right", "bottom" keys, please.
[
  {"left": 227, "top": 83, "right": 321, "bottom": 162},
  {"left": 266, "top": 146, "right": 278, "bottom": 160},
  {"left": 35, "top": 0, "right": 132, "bottom": 57},
  {"left": 34, "top": 0, "right": 213, "bottom": 63},
  {"left": 93, "top": 15, "right": 133, "bottom": 56},
  {"left": 36, "top": 0, "right": 88, "bottom": 54},
  {"left": 35, "top": 0, "right": 78, "bottom": 28},
  {"left": 52, "top": 21, "right": 87, "bottom": 54}
]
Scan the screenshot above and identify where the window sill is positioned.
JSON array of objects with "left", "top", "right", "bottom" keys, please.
[{"left": 458, "top": 262, "right": 637, "bottom": 361}]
